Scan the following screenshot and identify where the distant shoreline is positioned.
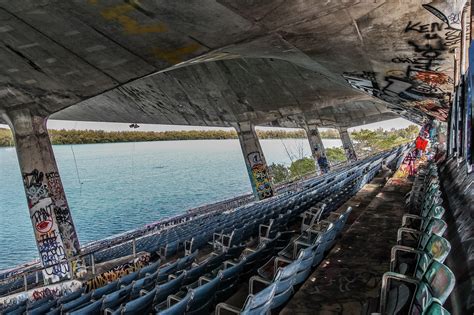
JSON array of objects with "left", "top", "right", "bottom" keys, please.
[{"left": 0, "top": 128, "right": 340, "bottom": 147}]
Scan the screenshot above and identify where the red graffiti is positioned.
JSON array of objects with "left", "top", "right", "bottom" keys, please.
[
  {"left": 31, "top": 287, "right": 59, "bottom": 301},
  {"left": 413, "top": 71, "right": 450, "bottom": 86}
]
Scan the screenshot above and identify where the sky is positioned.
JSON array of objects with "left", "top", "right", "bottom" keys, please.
[{"left": 0, "top": 117, "right": 416, "bottom": 132}]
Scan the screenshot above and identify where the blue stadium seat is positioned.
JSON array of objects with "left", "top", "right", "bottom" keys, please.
[{"left": 215, "top": 283, "right": 276, "bottom": 315}]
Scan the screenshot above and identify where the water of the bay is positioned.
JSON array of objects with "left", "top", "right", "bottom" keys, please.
[{"left": 0, "top": 138, "right": 342, "bottom": 269}]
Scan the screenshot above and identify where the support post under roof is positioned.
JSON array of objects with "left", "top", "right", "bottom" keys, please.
[
  {"left": 234, "top": 122, "right": 274, "bottom": 200},
  {"left": 3, "top": 109, "right": 81, "bottom": 283}
]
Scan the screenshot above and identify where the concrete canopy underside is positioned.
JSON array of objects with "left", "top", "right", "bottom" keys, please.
[{"left": 0, "top": 0, "right": 460, "bottom": 127}]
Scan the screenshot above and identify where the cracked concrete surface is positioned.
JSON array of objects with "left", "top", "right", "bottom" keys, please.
[{"left": 0, "top": 1, "right": 461, "bottom": 128}]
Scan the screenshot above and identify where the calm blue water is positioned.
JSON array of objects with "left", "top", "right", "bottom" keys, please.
[{"left": 0, "top": 139, "right": 341, "bottom": 269}]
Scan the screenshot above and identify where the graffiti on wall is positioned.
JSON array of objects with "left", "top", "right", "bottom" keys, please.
[
  {"left": 83, "top": 254, "right": 150, "bottom": 292},
  {"left": 247, "top": 152, "right": 274, "bottom": 199},
  {"left": 422, "top": 0, "right": 467, "bottom": 30},
  {"left": 22, "top": 169, "right": 79, "bottom": 281},
  {"left": 343, "top": 20, "right": 460, "bottom": 122},
  {"left": 0, "top": 280, "right": 82, "bottom": 309}
]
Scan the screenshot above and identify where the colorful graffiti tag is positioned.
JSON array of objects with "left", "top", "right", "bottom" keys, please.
[
  {"left": 83, "top": 254, "right": 150, "bottom": 292},
  {"left": 22, "top": 169, "right": 80, "bottom": 281},
  {"left": 247, "top": 152, "right": 274, "bottom": 199},
  {"left": 343, "top": 20, "right": 460, "bottom": 122},
  {"left": 46, "top": 172, "right": 80, "bottom": 258},
  {"left": 0, "top": 280, "right": 82, "bottom": 309}
]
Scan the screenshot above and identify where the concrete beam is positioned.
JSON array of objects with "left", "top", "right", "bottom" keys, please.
[
  {"left": 338, "top": 127, "right": 358, "bottom": 162},
  {"left": 2, "top": 109, "right": 80, "bottom": 282},
  {"left": 234, "top": 122, "right": 274, "bottom": 200},
  {"left": 303, "top": 124, "right": 330, "bottom": 174}
]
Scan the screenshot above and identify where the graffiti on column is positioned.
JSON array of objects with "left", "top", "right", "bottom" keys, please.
[
  {"left": 46, "top": 172, "right": 80, "bottom": 257},
  {"left": 37, "top": 230, "right": 69, "bottom": 276},
  {"left": 23, "top": 170, "right": 49, "bottom": 208},
  {"left": 314, "top": 146, "right": 330, "bottom": 174},
  {"left": 247, "top": 152, "right": 274, "bottom": 199},
  {"left": 340, "top": 131, "right": 357, "bottom": 162},
  {"left": 310, "top": 130, "right": 330, "bottom": 174},
  {"left": 23, "top": 170, "right": 70, "bottom": 280}
]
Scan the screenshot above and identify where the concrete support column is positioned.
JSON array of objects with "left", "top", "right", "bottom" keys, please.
[
  {"left": 338, "top": 127, "right": 358, "bottom": 162},
  {"left": 3, "top": 109, "right": 80, "bottom": 282},
  {"left": 303, "top": 125, "right": 330, "bottom": 174},
  {"left": 234, "top": 122, "right": 274, "bottom": 200}
]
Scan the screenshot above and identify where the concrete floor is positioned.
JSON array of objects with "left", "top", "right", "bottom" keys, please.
[{"left": 280, "top": 173, "right": 413, "bottom": 315}]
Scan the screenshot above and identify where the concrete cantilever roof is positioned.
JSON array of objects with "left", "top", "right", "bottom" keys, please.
[{"left": 0, "top": 1, "right": 461, "bottom": 127}]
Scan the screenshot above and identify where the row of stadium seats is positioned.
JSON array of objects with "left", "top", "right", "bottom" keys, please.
[
  {"left": 376, "top": 162, "right": 455, "bottom": 315},
  {"left": 0, "top": 146, "right": 407, "bottom": 314}
]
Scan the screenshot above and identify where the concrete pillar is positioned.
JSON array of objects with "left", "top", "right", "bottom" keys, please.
[
  {"left": 3, "top": 109, "right": 80, "bottom": 282},
  {"left": 303, "top": 125, "right": 330, "bottom": 174},
  {"left": 338, "top": 127, "right": 358, "bottom": 162},
  {"left": 234, "top": 122, "right": 274, "bottom": 200}
]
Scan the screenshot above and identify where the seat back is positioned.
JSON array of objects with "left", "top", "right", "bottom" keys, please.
[
  {"left": 339, "top": 207, "right": 353, "bottom": 228},
  {"left": 157, "top": 294, "right": 191, "bottom": 315},
  {"left": 425, "top": 218, "right": 447, "bottom": 237},
  {"left": 274, "top": 259, "right": 299, "bottom": 292},
  {"left": 154, "top": 272, "right": 185, "bottom": 304},
  {"left": 187, "top": 276, "right": 220, "bottom": 314},
  {"left": 242, "top": 246, "right": 266, "bottom": 274},
  {"left": 158, "top": 261, "right": 179, "bottom": 279},
  {"left": 122, "top": 287, "right": 157, "bottom": 315},
  {"left": 91, "top": 281, "right": 118, "bottom": 300},
  {"left": 311, "top": 241, "right": 326, "bottom": 267},
  {"left": 183, "top": 261, "right": 209, "bottom": 285},
  {"left": 271, "top": 261, "right": 299, "bottom": 309},
  {"left": 118, "top": 271, "right": 139, "bottom": 286},
  {"left": 61, "top": 292, "right": 92, "bottom": 313},
  {"left": 415, "top": 235, "right": 451, "bottom": 279},
  {"left": 294, "top": 247, "right": 314, "bottom": 285},
  {"left": 177, "top": 250, "right": 198, "bottom": 270},
  {"left": 130, "top": 274, "right": 156, "bottom": 299},
  {"left": 422, "top": 205, "right": 445, "bottom": 220},
  {"left": 219, "top": 260, "right": 245, "bottom": 288},
  {"left": 102, "top": 283, "right": 132, "bottom": 310},
  {"left": 138, "top": 260, "right": 161, "bottom": 277},
  {"left": 68, "top": 298, "right": 102, "bottom": 315},
  {"left": 424, "top": 235, "right": 451, "bottom": 263},
  {"left": 417, "top": 219, "right": 448, "bottom": 249},
  {"left": 204, "top": 251, "right": 227, "bottom": 273},
  {"left": 241, "top": 283, "right": 276, "bottom": 315},
  {"left": 411, "top": 261, "right": 455, "bottom": 314},
  {"left": 216, "top": 260, "right": 245, "bottom": 300},
  {"left": 224, "top": 245, "right": 245, "bottom": 260}
]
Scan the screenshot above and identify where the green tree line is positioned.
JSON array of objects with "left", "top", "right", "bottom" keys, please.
[
  {"left": 0, "top": 125, "right": 419, "bottom": 147},
  {"left": 0, "top": 128, "right": 340, "bottom": 146}
]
